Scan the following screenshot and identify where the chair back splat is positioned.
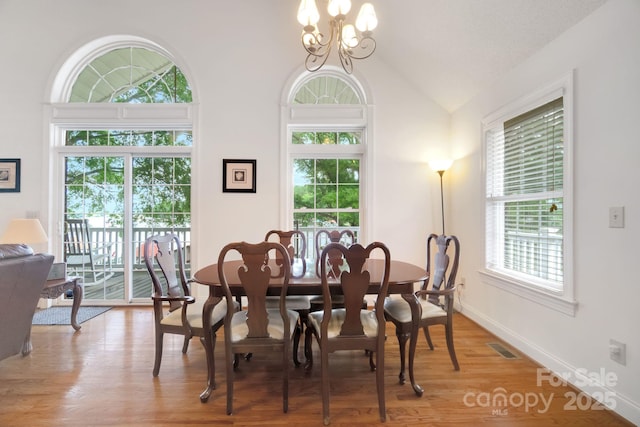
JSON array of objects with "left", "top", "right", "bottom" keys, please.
[
  {"left": 428, "top": 233, "right": 460, "bottom": 304},
  {"left": 146, "top": 234, "right": 189, "bottom": 311},
  {"left": 314, "top": 229, "right": 356, "bottom": 278},
  {"left": 265, "top": 229, "right": 307, "bottom": 278},
  {"left": 311, "top": 228, "right": 365, "bottom": 313}
]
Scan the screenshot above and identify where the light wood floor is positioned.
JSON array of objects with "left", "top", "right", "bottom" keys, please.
[{"left": 0, "top": 308, "right": 632, "bottom": 426}]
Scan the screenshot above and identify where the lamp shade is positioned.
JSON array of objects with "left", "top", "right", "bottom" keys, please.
[
  {"left": 428, "top": 159, "right": 453, "bottom": 173},
  {"left": 0, "top": 218, "right": 48, "bottom": 244}
]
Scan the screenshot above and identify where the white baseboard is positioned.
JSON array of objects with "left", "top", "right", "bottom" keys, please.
[{"left": 456, "top": 302, "right": 640, "bottom": 425}]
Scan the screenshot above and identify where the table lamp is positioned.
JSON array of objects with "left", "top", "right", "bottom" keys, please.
[{"left": 0, "top": 218, "right": 49, "bottom": 252}]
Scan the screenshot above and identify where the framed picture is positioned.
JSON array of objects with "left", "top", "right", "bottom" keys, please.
[
  {"left": 0, "top": 159, "right": 20, "bottom": 193},
  {"left": 222, "top": 159, "right": 256, "bottom": 193}
]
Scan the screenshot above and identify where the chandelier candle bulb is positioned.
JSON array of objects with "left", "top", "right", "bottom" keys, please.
[
  {"left": 356, "top": 3, "right": 378, "bottom": 32},
  {"left": 298, "top": 0, "right": 320, "bottom": 26},
  {"left": 327, "top": 0, "right": 351, "bottom": 17}
]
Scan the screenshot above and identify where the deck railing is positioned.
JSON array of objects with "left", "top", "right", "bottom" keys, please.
[
  {"left": 88, "top": 227, "right": 191, "bottom": 269},
  {"left": 503, "top": 230, "right": 563, "bottom": 283},
  {"left": 87, "top": 226, "right": 358, "bottom": 269}
]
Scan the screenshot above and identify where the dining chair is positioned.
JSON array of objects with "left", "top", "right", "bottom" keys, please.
[
  {"left": 311, "top": 229, "right": 366, "bottom": 313},
  {"left": 265, "top": 229, "right": 310, "bottom": 366},
  {"left": 383, "top": 233, "right": 461, "bottom": 395},
  {"left": 218, "top": 241, "right": 299, "bottom": 415},
  {"left": 305, "top": 241, "right": 390, "bottom": 425},
  {"left": 144, "top": 233, "right": 236, "bottom": 377},
  {"left": 314, "top": 229, "right": 356, "bottom": 279}
]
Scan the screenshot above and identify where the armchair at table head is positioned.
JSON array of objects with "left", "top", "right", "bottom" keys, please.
[
  {"left": 305, "top": 241, "right": 390, "bottom": 425},
  {"left": 144, "top": 233, "right": 236, "bottom": 377},
  {"left": 383, "top": 233, "right": 461, "bottom": 396},
  {"left": 217, "top": 241, "right": 299, "bottom": 415}
]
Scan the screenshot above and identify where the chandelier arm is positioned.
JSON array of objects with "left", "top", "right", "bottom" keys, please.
[
  {"left": 338, "top": 46, "right": 354, "bottom": 74},
  {"left": 344, "top": 36, "right": 376, "bottom": 60},
  {"left": 305, "top": 51, "right": 332, "bottom": 72},
  {"left": 301, "top": 28, "right": 333, "bottom": 58}
]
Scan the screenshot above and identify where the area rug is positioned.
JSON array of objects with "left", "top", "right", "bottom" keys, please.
[{"left": 32, "top": 306, "right": 112, "bottom": 326}]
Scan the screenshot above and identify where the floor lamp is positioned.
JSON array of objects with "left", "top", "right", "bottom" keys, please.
[{"left": 428, "top": 160, "right": 453, "bottom": 236}]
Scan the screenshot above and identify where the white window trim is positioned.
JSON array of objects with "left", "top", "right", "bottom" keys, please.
[
  {"left": 481, "top": 71, "right": 576, "bottom": 316},
  {"left": 279, "top": 69, "right": 374, "bottom": 243}
]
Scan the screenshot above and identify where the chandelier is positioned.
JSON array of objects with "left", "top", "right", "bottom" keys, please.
[{"left": 297, "top": 0, "right": 378, "bottom": 74}]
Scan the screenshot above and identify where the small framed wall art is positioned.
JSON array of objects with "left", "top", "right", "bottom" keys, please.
[
  {"left": 222, "top": 159, "right": 256, "bottom": 193},
  {"left": 0, "top": 158, "right": 20, "bottom": 193}
]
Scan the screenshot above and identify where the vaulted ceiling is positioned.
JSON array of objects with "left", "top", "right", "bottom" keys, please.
[
  {"left": 372, "top": 0, "right": 609, "bottom": 111},
  {"left": 69, "top": 1, "right": 611, "bottom": 112}
]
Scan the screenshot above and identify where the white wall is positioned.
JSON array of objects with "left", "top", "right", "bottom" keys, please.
[{"left": 450, "top": 0, "right": 640, "bottom": 423}]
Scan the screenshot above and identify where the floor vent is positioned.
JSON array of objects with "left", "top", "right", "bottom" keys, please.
[{"left": 487, "top": 342, "right": 519, "bottom": 359}]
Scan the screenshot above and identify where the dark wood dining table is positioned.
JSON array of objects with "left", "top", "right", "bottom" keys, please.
[{"left": 193, "top": 259, "right": 427, "bottom": 402}]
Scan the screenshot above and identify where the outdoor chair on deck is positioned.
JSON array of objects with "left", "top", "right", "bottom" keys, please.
[
  {"left": 218, "top": 241, "right": 299, "bottom": 415},
  {"left": 144, "top": 233, "right": 237, "bottom": 377},
  {"left": 305, "top": 241, "right": 390, "bottom": 425},
  {"left": 384, "top": 233, "right": 461, "bottom": 396},
  {"left": 64, "top": 219, "right": 113, "bottom": 283}
]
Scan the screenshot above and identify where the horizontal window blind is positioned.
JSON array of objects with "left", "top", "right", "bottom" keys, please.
[{"left": 486, "top": 97, "right": 564, "bottom": 289}]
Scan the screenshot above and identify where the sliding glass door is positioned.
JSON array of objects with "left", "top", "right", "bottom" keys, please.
[{"left": 62, "top": 132, "right": 191, "bottom": 303}]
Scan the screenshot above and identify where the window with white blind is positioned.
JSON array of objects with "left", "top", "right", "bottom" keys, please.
[{"left": 482, "top": 75, "right": 575, "bottom": 314}]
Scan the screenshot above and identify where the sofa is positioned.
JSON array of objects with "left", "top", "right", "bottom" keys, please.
[{"left": 0, "top": 244, "right": 54, "bottom": 361}]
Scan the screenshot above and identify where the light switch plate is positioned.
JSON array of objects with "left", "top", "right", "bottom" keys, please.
[{"left": 609, "top": 207, "right": 624, "bottom": 228}]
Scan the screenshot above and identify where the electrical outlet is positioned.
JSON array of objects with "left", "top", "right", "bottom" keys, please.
[
  {"left": 457, "top": 277, "right": 465, "bottom": 293},
  {"left": 609, "top": 339, "right": 626, "bottom": 365}
]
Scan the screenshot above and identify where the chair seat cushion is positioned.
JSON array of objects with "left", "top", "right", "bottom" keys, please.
[
  {"left": 229, "top": 309, "right": 300, "bottom": 342},
  {"left": 383, "top": 297, "right": 446, "bottom": 324},
  {"left": 308, "top": 308, "right": 379, "bottom": 338},
  {"left": 265, "top": 295, "right": 311, "bottom": 311},
  {"left": 160, "top": 298, "right": 237, "bottom": 329}
]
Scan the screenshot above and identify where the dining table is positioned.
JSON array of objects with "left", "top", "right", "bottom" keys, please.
[{"left": 193, "top": 258, "right": 428, "bottom": 402}]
